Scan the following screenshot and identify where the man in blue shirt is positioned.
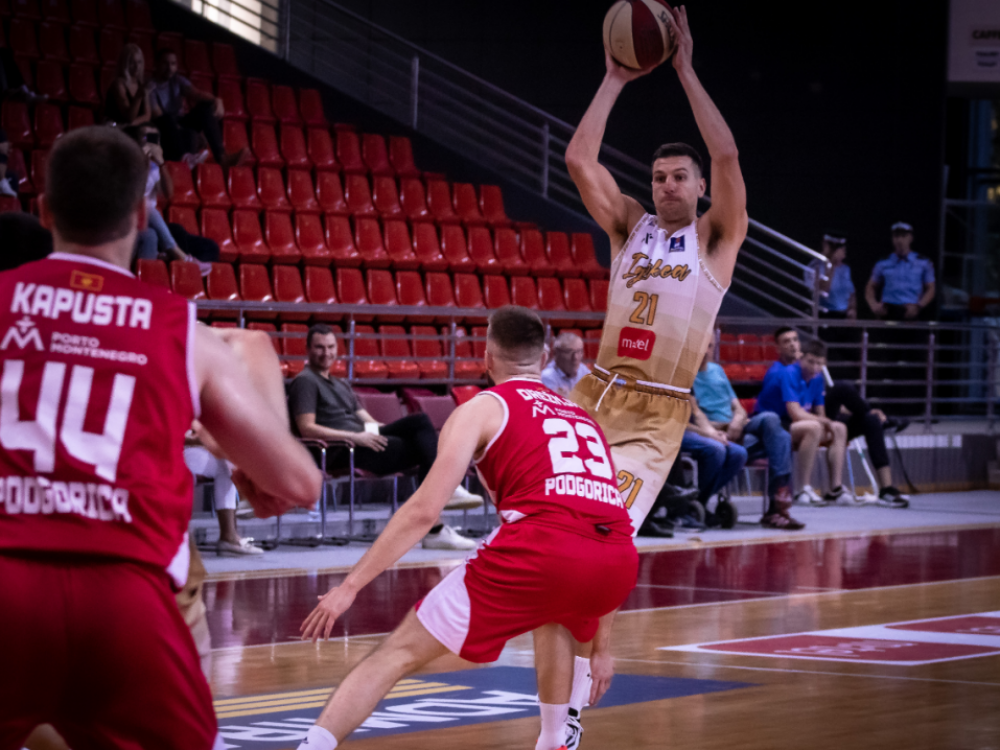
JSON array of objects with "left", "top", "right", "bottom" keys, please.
[
  {"left": 757, "top": 334, "right": 849, "bottom": 506},
  {"left": 865, "top": 222, "right": 935, "bottom": 320},
  {"left": 692, "top": 340, "right": 802, "bottom": 530},
  {"left": 540, "top": 332, "right": 589, "bottom": 396}
]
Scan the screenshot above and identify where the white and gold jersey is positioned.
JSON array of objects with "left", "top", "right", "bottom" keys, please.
[{"left": 596, "top": 214, "right": 727, "bottom": 390}]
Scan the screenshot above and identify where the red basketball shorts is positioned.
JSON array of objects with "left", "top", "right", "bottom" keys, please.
[
  {"left": 415, "top": 521, "right": 639, "bottom": 663},
  {"left": 0, "top": 554, "right": 221, "bottom": 750}
]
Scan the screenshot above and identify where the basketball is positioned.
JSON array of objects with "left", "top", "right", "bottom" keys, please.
[{"left": 603, "top": 0, "right": 676, "bottom": 70}]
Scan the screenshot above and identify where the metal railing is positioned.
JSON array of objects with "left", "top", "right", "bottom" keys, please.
[{"left": 281, "top": 0, "right": 830, "bottom": 318}]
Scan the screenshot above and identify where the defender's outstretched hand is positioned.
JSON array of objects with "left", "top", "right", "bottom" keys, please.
[
  {"left": 668, "top": 5, "right": 694, "bottom": 73},
  {"left": 301, "top": 585, "right": 358, "bottom": 642}
]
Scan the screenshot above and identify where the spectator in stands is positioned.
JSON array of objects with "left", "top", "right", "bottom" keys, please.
[
  {"left": 105, "top": 44, "right": 152, "bottom": 132},
  {"left": 185, "top": 422, "right": 264, "bottom": 556},
  {"left": 541, "top": 331, "right": 589, "bottom": 396},
  {"left": 865, "top": 222, "right": 935, "bottom": 320},
  {"left": 148, "top": 49, "right": 246, "bottom": 169},
  {"left": 682, "top": 399, "right": 748, "bottom": 525},
  {"left": 693, "top": 339, "right": 802, "bottom": 529},
  {"left": 289, "top": 324, "right": 482, "bottom": 551},
  {"left": 757, "top": 336, "right": 849, "bottom": 506}
]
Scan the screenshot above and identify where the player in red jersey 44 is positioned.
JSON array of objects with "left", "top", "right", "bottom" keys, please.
[{"left": 296, "top": 306, "right": 638, "bottom": 750}]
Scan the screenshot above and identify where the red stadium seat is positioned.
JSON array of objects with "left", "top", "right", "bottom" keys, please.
[
  {"left": 367, "top": 269, "right": 402, "bottom": 323},
  {"left": 6, "top": 148, "right": 33, "bottom": 196},
  {"left": 316, "top": 171, "right": 349, "bottom": 217},
  {"left": 762, "top": 338, "right": 780, "bottom": 362},
  {"left": 166, "top": 205, "right": 198, "bottom": 236},
  {"left": 68, "top": 24, "right": 98, "bottom": 63},
  {"left": 206, "top": 264, "right": 241, "bottom": 320},
  {"left": 245, "top": 78, "right": 275, "bottom": 122},
  {"left": 361, "top": 133, "right": 393, "bottom": 176},
  {"left": 378, "top": 325, "right": 420, "bottom": 379},
  {"left": 163, "top": 161, "right": 199, "bottom": 207},
  {"left": 217, "top": 78, "right": 247, "bottom": 121},
  {"left": 226, "top": 166, "right": 261, "bottom": 210},
  {"left": 9, "top": 18, "right": 40, "bottom": 58},
  {"left": 298, "top": 89, "right": 327, "bottom": 127},
  {"left": 232, "top": 210, "right": 270, "bottom": 264},
  {"left": 723, "top": 364, "right": 747, "bottom": 382},
  {"left": 383, "top": 220, "right": 420, "bottom": 270},
  {"left": 251, "top": 123, "right": 283, "bottom": 168},
  {"left": 745, "top": 364, "right": 770, "bottom": 381},
  {"left": 170, "top": 261, "right": 207, "bottom": 301},
  {"left": 39, "top": 22, "right": 71, "bottom": 63},
  {"left": 0, "top": 197, "right": 23, "bottom": 213},
  {"left": 719, "top": 341, "right": 740, "bottom": 362},
  {"left": 563, "top": 278, "right": 595, "bottom": 325},
  {"left": 479, "top": 184, "right": 512, "bottom": 228},
  {"left": 303, "top": 267, "right": 340, "bottom": 321},
  {"left": 739, "top": 397, "right": 758, "bottom": 415},
  {"left": 271, "top": 265, "right": 309, "bottom": 322},
  {"left": 537, "top": 277, "right": 568, "bottom": 325},
  {"left": 720, "top": 332, "right": 738, "bottom": 342},
  {"left": 469, "top": 326, "right": 488, "bottom": 360},
  {"left": 195, "top": 163, "right": 231, "bottom": 209},
  {"left": 494, "top": 227, "right": 528, "bottom": 275},
  {"left": 453, "top": 327, "right": 485, "bottom": 379},
  {"left": 350, "top": 325, "right": 388, "bottom": 379},
  {"left": 14, "top": 58, "right": 35, "bottom": 91},
  {"left": 212, "top": 42, "right": 240, "bottom": 79},
  {"left": 97, "top": 26, "right": 122, "bottom": 65},
  {"left": 451, "top": 384, "right": 481, "bottom": 404},
  {"left": 354, "top": 217, "right": 391, "bottom": 268},
  {"left": 482, "top": 275, "right": 511, "bottom": 309},
  {"left": 270, "top": 84, "right": 300, "bottom": 125},
  {"left": 589, "top": 279, "right": 609, "bottom": 313},
  {"left": 41, "top": 0, "right": 71, "bottom": 23},
  {"left": 424, "top": 272, "right": 457, "bottom": 323},
  {"left": 440, "top": 224, "right": 475, "bottom": 273},
  {"left": 65, "top": 105, "right": 93, "bottom": 131},
  {"left": 510, "top": 276, "right": 540, "bottom": 310},
  {"left": 452, "top": 182, "right": 487, "bottom": 227},
  {"left": 295, "top": 213, "right": 332, "bottom": 266},
  {"left": 571, "top": 233, "right": 606, "bottom": 279},
  {"left": 581, "top": 330, "right": 600, "bottom": 362},
  {"left": 12, "top": 0, "right": 41, "bottom": 17},
  {"left": 395, "top": 270, "right": 432, "bottom": 324},
  {"left": 426, "top": 179, "right": 460, "bottom": 225},
  {"left": 182, "top": 39, "right": 211, "bottom": 76},
  {"left": 70, "top": 0, "right": 98, "bottom": 25},
  {"left": 222, "top": 121, "right": 253, "bottom": 165},
  {"left": 388, "top": 135, "right": 420, "bottom": 178},
  {"left": 279, "top": 126, "right": 310, "bottom": 169},
  {"left": 371, "top": 175, "right": 403, "bottom": 219},
  {"left": 136, "top": 258, "right": 169, "bottom": 288},
  {"left": 307, "top": 128, "right": 338, "bottom": 172},
  {"left": 36, "top": 60, "right": 68, "bottom": 102},
  {"left": 324, "top": 215, "right": 362, "bottom": 267},
  {"left": 410, "top": 222, "right": 448, "bottom": 272},
  {"left": 466, "top": 226, "right": 501, "bottom": 274},
  {"left": 257, "top": 166, "right": 291, "bottom": 213},
  {"left": 521, "top": 229, "right": 555, "bottom": 276},
  {"left": 740, "top": 334, "right": 764, "bottom": 364},
  {"left": 545, "top": 231, "right": 579, "bottom": 278},
  {"left": 454, "top": 273, "right": 486, "bottom": 322},
  {"left": 409, "top": 325, "right": 448, "bottom": 379},
  {"left": 286, "top": 169, "right": 319, "bottom": 214},
  {"left": 343, "top": 173, "right": 378, "bottom": 219},
  {"left": 264, "top": 211, "right": 301, "bottom": 264},
  {"left": 125, "top": 0, "right": 153, "bottom": 30},
  {"left": 279, "top": 323, "right": 308, "bottom": 375},
  {"left": 238, "top": 263, "right": 276, "bottom": 320},
  {"left": 97, "top": 0, "right": 125, "bottom": 29},
  {"left": 200, "top": 208, "right": 238, "bottom": 263},
  {"left": 67, "top": 62, "right": 100, "bottom": 105},
  {"left": 336, "top": 268, "right": 372, "bottom": 323},
  {"left": 2, "top": 103, "right": 34, "bottom": 149},
  {"left": 33, "top": 103, "right": 63, "bottom": 147},
  {"left": 336, "top": 130, "right": 366, "bottom": 175},
  {"left": 29, "top": 149, "right": 49, "bottom": 194},
  {"left": 399, "top": 177, "right": 432, "bottom": 223}
]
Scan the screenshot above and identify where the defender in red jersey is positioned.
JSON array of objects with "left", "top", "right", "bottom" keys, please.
[
  {"left": 295, "top": 307, "right": 638, "bottom": 750},
  {"left": 0, "top": 127, "right": 322, "bottom": 750}
]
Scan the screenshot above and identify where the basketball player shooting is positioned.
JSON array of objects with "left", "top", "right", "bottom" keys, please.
[
  {"left": 548, "top": 6, "right": 749, "bottom": 748},
  {"left": 295, "top": 307, "right": 638, "bottom": 750}
]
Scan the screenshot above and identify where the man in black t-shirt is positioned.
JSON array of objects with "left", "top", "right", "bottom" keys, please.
[{"left": 288, "top": 324, "right": 482, "bottom": 550}]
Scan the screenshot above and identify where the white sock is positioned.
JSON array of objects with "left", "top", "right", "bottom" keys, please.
[
  {"left": 297, "top": 725, "right": 337, "bottom": 750},
  {"left": 536, "top": 702, "right": 569, "bottom": 750},
  {"left": 569, "top": 655, "right": 592, "bottom": 714}
]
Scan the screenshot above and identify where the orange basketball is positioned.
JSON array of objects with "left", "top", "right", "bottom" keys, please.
[{"left": 603, "top": 0, "right": 676, "bottom": 70}]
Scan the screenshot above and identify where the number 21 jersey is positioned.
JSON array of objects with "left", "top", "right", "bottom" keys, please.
[{"left": 0, "top": 253, "right": 198, "bottom": 584}]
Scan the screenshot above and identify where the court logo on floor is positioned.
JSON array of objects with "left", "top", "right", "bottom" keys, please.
[{"left": 214, "top": 666, "right": 750, "bottom": 748}]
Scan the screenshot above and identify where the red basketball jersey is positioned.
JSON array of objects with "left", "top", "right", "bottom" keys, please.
[
  {"left": 475, "top": 377, "right": 633, "bottom": 537},
  {"left": 0, "top": 253, "right": 198, "bottom": 584}
]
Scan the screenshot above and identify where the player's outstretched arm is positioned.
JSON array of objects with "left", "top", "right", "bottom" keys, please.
[
  {"left": 566, "top": 50, "right": 651, "bottom": 256},
  {"left": 194, "top": 325, "right": 322, "bottom": 514},
  {"left": 670, "top": 6, "right": 747, "bottom": 286},
  {"left": 300, "top": 395, "right": 504, "bottom": 641}
]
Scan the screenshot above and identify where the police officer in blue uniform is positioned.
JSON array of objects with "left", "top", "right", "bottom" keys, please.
[{"left": 865, "top": 222, "right": 936, "bottom": 320}]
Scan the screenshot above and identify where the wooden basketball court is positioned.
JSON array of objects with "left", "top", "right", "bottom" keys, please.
[{"left": 206, "top": 524, "right": 1000, "bottom": 749}]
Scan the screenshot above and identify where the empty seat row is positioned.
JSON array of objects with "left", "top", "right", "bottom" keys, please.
[
  {"left": 717, "top": 332, "right": 779, "bottom": 364},
  {"left": 1, "top": 0, "right": 155, "bottom": 33},
  {"left": 0, "top": 59, "right": 103, "bottom": 108},
  {"left": 4, "top": 148, "right": 49, "bottom": 195},
  {"left": 721, "top": 364, "right": 771, "bottom": 383},
  {"left": 1, "top": 102, "right": 93, "bottom": 149},
  {"left": 1, "top": 18, "right": 156, "bottom": 62}
]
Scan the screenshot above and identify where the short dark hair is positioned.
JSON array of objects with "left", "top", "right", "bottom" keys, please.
[
  {"left": 801, "top": 339, "right": 827, "bottom": 358},
  {"left": 155, "top": 47, "right": 177, "bottom": 64},
  {"left": 306, "top": 323, "right": 335, "bottom": 348},
  {"left": 487, "top": 306, "right": 545, "bottom": 360},
  {"left": 774, "top": 326, "right": 796, "bottom": 342},
  {"left": 45, "top": 126, "right": 147, "bottom": 246},
  {"left": 652, "top": 143, "right": 704, "bottom": 177}
]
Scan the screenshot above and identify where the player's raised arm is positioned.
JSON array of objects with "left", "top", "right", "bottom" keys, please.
[
  {"left": 670, "top": 6, "right": 747, "bottom": 285},
  {"left": 566, "top": 50, "right": 652, "bottom": 255}
]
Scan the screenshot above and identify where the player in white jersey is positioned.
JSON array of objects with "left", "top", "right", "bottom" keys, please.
[{"left": 540, "top": 8, "right": 752, "bottom": 748}]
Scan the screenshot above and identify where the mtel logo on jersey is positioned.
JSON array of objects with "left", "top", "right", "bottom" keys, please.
[
  {"left": 618, "top": 327, "right": 655, "bottom": 360},
  {"left": 214, "top": 667, "right": 749, "bottom": 749}
]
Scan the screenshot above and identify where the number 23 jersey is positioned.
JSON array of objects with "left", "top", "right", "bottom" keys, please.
[
  {"left": 0, "top": 254, "right": 198, "bottom": 584},
  {"left": 474, "top": 378, "right": 633, "bottom": 538}
]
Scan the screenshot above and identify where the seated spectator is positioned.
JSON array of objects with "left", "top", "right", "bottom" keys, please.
[
  {"left": 865, "top": 222, "right": 935, "bottom": 320},
  {"left": 541, "top": 331, "right": 589, "bottom": 396},
  {"left": 681, "top": 399, "right": 748, "bottom": 526},
  {"left": 105, "top": 44, "right": 152, "bottom": 131},
  {"left": 184, "top": 421, "right": 264, "bottom": 556},
  {"left": 693, "top": 339, "right": 803, "bottom": 529},
  {"left": 0, "top": 128, "right": 15, "bottom": 198},
  {"left": 757, "top": 335, "right": 849, "bottom": 506},
  {"left": 289, "top": 324, "right": 481, "bottom": 551},
  {"left": 148, "top": 49, "right": 246, "bottom": 169}
]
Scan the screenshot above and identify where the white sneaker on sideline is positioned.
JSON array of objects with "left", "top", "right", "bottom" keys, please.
[
  {"left": 794, "top": 485, "right": 827, "bottom": 506},
  {"left": 218, "top": 537, "right": 264, "bottom": 556},
  {"left": 444, "top": 485, "right": 484, "bottom": 510},
  {"left": 422, "top": 525, "right": 477, "bottom": 550}
]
